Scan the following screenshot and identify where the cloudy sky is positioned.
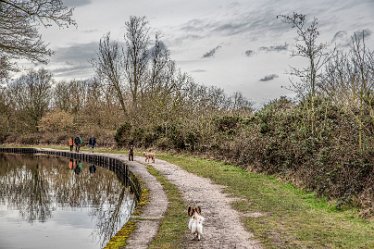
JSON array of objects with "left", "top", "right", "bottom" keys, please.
[{"left": 33, "top": 0, "right": 374, "bottom": 105}]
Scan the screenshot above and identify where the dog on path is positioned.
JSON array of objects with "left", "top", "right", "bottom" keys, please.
[
  {"left": 188, "top": 206, "right": 205, "bottom": 241},
  {"left": 144, "top": 149, "right": 155, "bottom": 163}
]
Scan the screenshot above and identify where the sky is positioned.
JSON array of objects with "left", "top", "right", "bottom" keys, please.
[{"left": 28, "top": 0, "right": 374, "bottom": 106}]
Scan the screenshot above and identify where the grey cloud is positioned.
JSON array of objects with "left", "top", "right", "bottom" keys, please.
[
  {"left": 212, "top": 22, "right": 252, "bottom": 35},
  {"left": 175, "top": 59, "right": 201, "bottom": 65},
  {"left": 177, "top": 0, "right": 374, "bottom": 41},
  {"left": 353, "top": 28, "right": 372, "bottom": 39},
  {"left": 333, "top": 29, "right": 372, "bottom": 48},
  {"left": 82, "top": 29, "right": 99, "bottom": 33},
  {"left": 63, "top": 0, "right": 92, "bottom": 7},
  {"left": 180, "top": 19, "right": 207, "bottom": 33},
  {"left": 191, "top": 69, "right": 206, "bottom": 73},
  {"left": 333, "top": 0, "right": 374, "bottom": 13},
  {"left": 260, "top": 74, "right": 279, "bottom": 82},
  {"left": 51, "top": 42, "right": 98, "bottom": 78},
  {"left": 245, "top": 50, "right": 254, "bottom": 57},
  {"left": 173, "top": 34, "right": 203, "bottom": 44},
  {"left": 202, "top": 46, "right": 222, "bottom": 58},
  {"left": 178, "top": 6, "right": 290, "bottom": 38},
  {"left": 331, "top": 30, "right": 347, "bottom": 43},
  {"left": 259, "top": 43, "right": 288, "bottom": 52},
  {"left": 52, "top": 64, "right": 93, "bottom": 78},
  {"left": 227, "top": 1, "right": 240, "bottom": 8},
  {"left": 52, "top": 64, "right": 90, "bottom": 74},
  {"left": 180, "top": 18, "right": 258, "bottom": 36},
  {"left": 148, "top": 40, "right": 168, "bottom": 58},
  {"left": 52, "top": 42, "right": 98, "bottom": 65},
  {"left": 330, "top": 30, "right": 350, "bottom": 47}
]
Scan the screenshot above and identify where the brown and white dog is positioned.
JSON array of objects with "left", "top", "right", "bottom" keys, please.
[
  {"left": 188, "top": 206, "right": 205, "bottom": 241},
  {"left": 144, "top": 149, "right": 155, "bottom": 163}
]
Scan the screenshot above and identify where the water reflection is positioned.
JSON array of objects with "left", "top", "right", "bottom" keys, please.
[
  {"left": 0, "top": 153, "right": 136, "bottom": 249},
  {"left": 89, "top": 164, "right": 97, "bottom": 174}
]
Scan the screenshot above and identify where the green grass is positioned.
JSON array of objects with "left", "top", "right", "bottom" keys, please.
[
  {"left": 156, "top": 152, "right": 374, "bottom": 249},
  {"left": 147, "top": 165, "right": 187, "bottom": 249}
]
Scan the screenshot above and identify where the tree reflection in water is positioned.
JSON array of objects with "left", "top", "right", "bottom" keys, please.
[{"left": 0, "top": 153, "right": 136, "bottom": 247}]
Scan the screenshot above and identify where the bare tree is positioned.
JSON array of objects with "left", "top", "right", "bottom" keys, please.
[
  {"left": 0, "top": 0, "right": 75, "bottom": 68},
  {"left": 94, "top": 17, "right": 151, "bottom": 118},
  {"left": 124, "top": 16, "right": 150, "bottom": 112},
  {"left": 8, "top": 68, "right": 52, "bottom": 131},
  {"left": 350, "top": 31, "right": 373, "bottom": 152},
  {"left": 319, "top": 30, "right": 374, "bottom": 152},
  {"left": 53, "top": 81, "right": 71, "bottom": 112},
  {"left": 0, "top": 85, "right": 11, "bottom": 140},
  {"left": 278, "top": 12, "right": 329, "bottom": 136},
  {"left": 231, "top": 91, "right": 253, "bottom": 115},
  {"left": 95, "top": 33, "right": 128, "bottom": 116},
  {"left": 148, "top": 34, "right": 171, "bottom": 92}
]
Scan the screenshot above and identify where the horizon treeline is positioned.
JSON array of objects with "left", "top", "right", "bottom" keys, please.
[{"left": 1, "top": 14, "right": 374, "bottom": 216}]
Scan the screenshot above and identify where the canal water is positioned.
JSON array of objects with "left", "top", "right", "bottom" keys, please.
[{"left": 0, "top": 153, "right": 136, "bottom": 249}]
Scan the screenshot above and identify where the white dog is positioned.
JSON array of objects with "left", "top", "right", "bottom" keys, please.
[{"left": 188, "top": 206, "right": 205, "bottom": 241}]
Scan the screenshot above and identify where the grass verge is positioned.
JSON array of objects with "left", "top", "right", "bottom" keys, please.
[
  {"left": 156, "top": 152, "right": 374, "bottom": 249},
  {"left": 147, "top": 165, "right": 187, "bottom": 249}
]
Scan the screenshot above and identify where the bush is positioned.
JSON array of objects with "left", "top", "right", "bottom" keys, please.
[
  {"left": 114, "top": 122, "right": 132, "bottom": 147},
  {"left": 215, "top": 116, "right": 241, "bottom": 134},
  {"left": 39, "top": 111, "right": 75, "bottom": 133}
]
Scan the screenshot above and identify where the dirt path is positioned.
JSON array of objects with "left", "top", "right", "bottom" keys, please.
[{"left": 134, "top": 156, "right": 261, "bottom": 249}]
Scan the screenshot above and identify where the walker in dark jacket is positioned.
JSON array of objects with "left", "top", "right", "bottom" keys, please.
[
  {"left": 74, "top": 136, "right": 82, "bottom": 152},
  {"left": 88, "top": 137, "right": 96, "bottom": 152}
]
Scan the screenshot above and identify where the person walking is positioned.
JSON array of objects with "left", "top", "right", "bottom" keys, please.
[
  {"left": 88, "top": 136, "right": 96, "bottom": 152},
  {"left": 68, "top": 137, "right": 74, "bottom": 151},
  {"left": 74, "top": 135, "right": 82, "bottom": 152},
  {"left": 128, "top": 145, "right": 134, "bottom": 161}
]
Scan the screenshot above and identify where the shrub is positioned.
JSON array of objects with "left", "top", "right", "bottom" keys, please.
[
  {"left": 115, "top": 122, "right": 132, "bottom": 147},
  {"left": 39, "top": 111, "right": 75, "bottom": 133}
]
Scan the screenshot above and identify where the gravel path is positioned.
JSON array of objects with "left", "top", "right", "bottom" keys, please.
[{"left": 134, "top": 156, "right": 261, "bottom": 249}]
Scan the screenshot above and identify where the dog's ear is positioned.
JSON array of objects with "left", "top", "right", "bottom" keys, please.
[
  {"left": 188, "top": 206, "right": 192, "bottom": 216},
  {"left": 196, "top": 206, "right": 201, "bottom": 214}
]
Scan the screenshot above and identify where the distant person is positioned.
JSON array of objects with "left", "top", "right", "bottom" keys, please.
[
  {"left": 78, "top": 160, "right": 83, "bottom": 170},
  {"left": 68, "top": 158, "right": 74, "bottom": 169},
  {"left": 88, "top": 136, "right": 96, "bottom": 152},
  {"left": 74, "top": 135, "right": 82, "bottom": 152},
  {"left": 75, "top": 160, "right": 83, "bottom": 175},
  {"left": 68, "top": 137, "right": 74, "bottom": 151},
  {"left": 89, "top": 164, "right": 97, "bottom": 174},
  {"left": 128, "top": 145, "right": 134, "bottom": 161},
  {"left": 74, "top": 164, "right": 81, "bottom": 175}
]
